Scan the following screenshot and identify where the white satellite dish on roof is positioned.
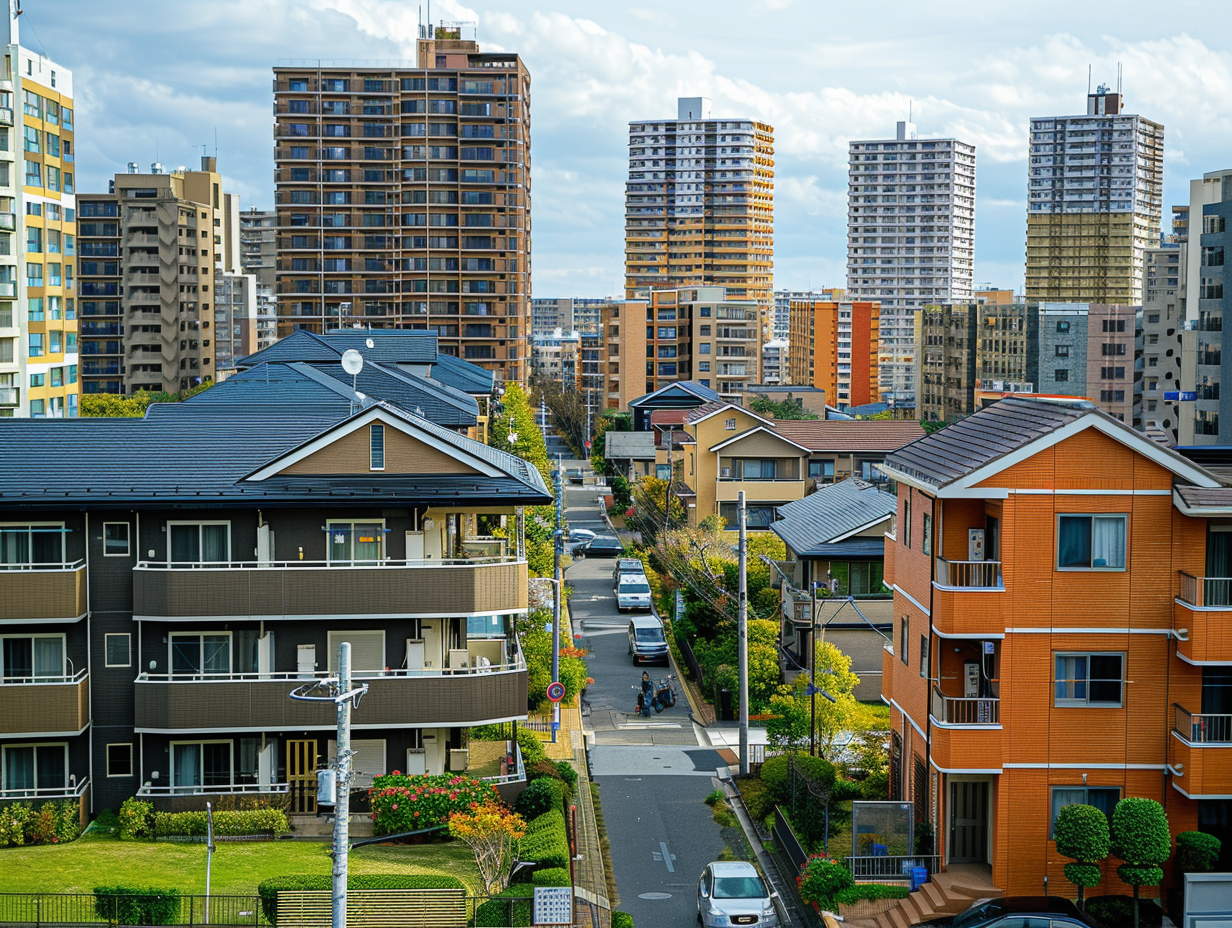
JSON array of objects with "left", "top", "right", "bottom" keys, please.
[
  {"left": 365, "top": 338, "right": 375, "bottom": 349},
  {"left": 341, "top": 349, "right": 364, "bottom": 376}
]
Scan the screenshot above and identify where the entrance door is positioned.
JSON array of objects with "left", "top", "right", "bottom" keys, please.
[
  {"left": 949, "top": 781, "right": 989, "bottom": 863},
  {"left": 286, "top": 739, "right": 318, "bottom": 814}
]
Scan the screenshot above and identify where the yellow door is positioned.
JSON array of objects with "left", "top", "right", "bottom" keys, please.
[{"left": 286, "top": 739, "right": 318, "bottom": 814}]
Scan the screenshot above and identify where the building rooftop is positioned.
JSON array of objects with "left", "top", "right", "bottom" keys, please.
[
  {"left": 603, "top": 431, "right": 656, "bottom": 460},
  {"left": 772, "top": 477, "right": 896, "bottom": 557},
  {"left": 628, "top": 381, "right": 723, "bottom": 409},
  {"left": 771, "top": 419, "right": 925, "bottom": 453}
]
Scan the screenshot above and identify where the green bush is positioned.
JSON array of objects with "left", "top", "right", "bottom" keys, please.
[
  {"left": 0, "top": 803, "right": 33, "bottom": 847},
  {"left": 1086, "top": 895, "right": 1164, "bottom": 928},
  {"left": 474, "top": 886, "right": 534, "bottom": 927},
  {"left": 738, "top": 779, "right": 773, "bottom": 821},
  {"left": 797, "top": 854, "right": 854, "bottom": 909},
  {"left": 368, "top": 773, "right": 496, "bottom": 836},
  {"left": 760, "top": 755, "right": 790, "bottom": 801},
  {"left": 1176, "top": 831, "right": 1222, "bottom": 873},
  {"left": 830, "top": 778, "right": 863, "bottom": 802},
  {"left": 515, "top": 778, "right": 565, "bottom": 820},
  {"left": 257, "top": 874, "right": 463, "bottom": 924},
  {"left": 519, "top": 809, "right": 570, "bottom": 870},
  {"left": 517, "top": 729, "right": 548, "bottom": 766},
  {"left": 152, "top": 808, "right": 289, "bottom": 838},
  {"left": 525, "top": 758, "right": 565, "bottom": 786},
  {"left": 1054, "top": 803, "right": 1111, "bottom": 907},
  {"left": 1110, "top": 798, "right": 1170, "bottom": 928},
  {"left": 612, "top": 912, "right": 635, "bottom": 928},
  {"left": 704, "top": 789, "right": 725, "bottom": 807},
  {"left": 92, "top": 887, "right": 180, "bottom": 926},
  {"left": 531, "top": 867, "right": 572, "bottom": 887},
  {"left": 833, "top": 883, "right": 910, "bottom": 905},
  {"left": 118, "top": 798, "right": 154, "bottom": 840},
  {"left": 554, "top": 760, "right": 578, "bottom": 794},
  {"left": 760, "top": 753, "right": 837, "bottom": 805},
  {"left": 0, "top": 799, "right": 80, "bottom": 847},
  {"left": 469, "top": 723, "right": 515, "bottom": 741},
  {"left": 860, "top": 769, "right": 889, "bottom": 801}
]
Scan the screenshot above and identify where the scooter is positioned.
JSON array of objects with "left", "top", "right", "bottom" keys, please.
[
  {"left": 650, "top": 674, "right": 677, "bottom": 713},
  {"left": 631, "top": 684, "right": 652, "bottom": 717}
]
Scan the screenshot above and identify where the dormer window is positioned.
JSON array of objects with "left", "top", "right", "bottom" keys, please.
[
  {"left": 725, "top": 418, "right": 736, "bottom": 430},
  {"left": 370, "top": 424, "right": 385, "bottom": 471}
]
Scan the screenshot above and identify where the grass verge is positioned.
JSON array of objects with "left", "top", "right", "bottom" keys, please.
[{"left": 589, "top": 782, "right": 619, "bottom": 907}]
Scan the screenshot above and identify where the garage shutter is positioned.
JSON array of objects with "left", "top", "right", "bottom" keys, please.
[
  {"left": 328, "top": 738, "right": 386, "bottom": 789},
  {"left": 327, "top": 630, "right": 385, "bottom": 673}
]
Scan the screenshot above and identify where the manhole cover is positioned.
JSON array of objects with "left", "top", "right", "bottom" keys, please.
[{"left": 637, "top": 892, "right": 672, "bottom": 900}]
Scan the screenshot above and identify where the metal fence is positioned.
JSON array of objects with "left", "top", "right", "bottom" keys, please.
[
  {"left": 0, "top": 893, "right": 263, "bottom": 926},
  {"left": 773, "top": 805, "right": 809, "bottom": 871},
  {"left": 846, "top": 854, "right": 941, "bottom": 880}
]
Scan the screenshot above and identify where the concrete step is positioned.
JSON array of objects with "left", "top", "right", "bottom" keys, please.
[
  {"left": 873, "top": 914, "right": 896, "bottom": 928},
  {"left": 887, "top": 906, "right": 912, "bottom": 928},
  {"left": 921, "top": 882, "right": 947, "bottom": 910},
  {"left": 903, "top": 891, "right": 936, "bottom": 922}
]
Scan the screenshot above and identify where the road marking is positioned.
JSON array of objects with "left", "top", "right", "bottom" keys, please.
[
  {"left": 658, "top": 841, "right": 676, "bottom": 872},
  {"left": 619, "top": 722, "right": 682, "bottom": 729},
  {"left": 638, "top": 892, "right": 672, "bottom": 900}
]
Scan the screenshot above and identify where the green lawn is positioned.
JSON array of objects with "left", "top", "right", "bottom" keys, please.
[{"left": 0, "top": 831, "right": 481, "bottom": 896}]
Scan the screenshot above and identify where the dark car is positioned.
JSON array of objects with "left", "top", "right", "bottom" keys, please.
[
  {"left": 944, "top": 897, "right": 1105, "bottom": 928},
  {"left": 579, "top": 536, "right": 624, "bottom": 557},
  {"left": 567, "top": 468, "right": 586, "bottom": 485}
]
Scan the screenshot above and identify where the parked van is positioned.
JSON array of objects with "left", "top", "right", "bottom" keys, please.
[
  {"left": 612, "top": 557, "right": 646, "bottom": 588},
  {"left": 627, "top": 614, "right": 669, "bottom": 664},
  {"left": 615, "top": 572, "right": 652, "bottom": 612}
]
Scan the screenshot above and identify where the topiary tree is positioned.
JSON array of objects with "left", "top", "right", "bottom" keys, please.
[
  {"left": 1054, "top": 804, "right": 1110, "bottom": 910},
  {"left": 1110, "top": 797, "right": 1171, "bottom": 928},
  {"left": 1175, "top": 831, "right": 1222, "bottom": 874}
]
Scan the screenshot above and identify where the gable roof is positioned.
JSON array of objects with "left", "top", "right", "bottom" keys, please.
[
  {"left": 604, "top": 431, "right": 656, "bottom": 460},
  {"left": 628, "top": 380, "right": 723, "bottom": 408},
  {"left": 685, "top": 401, "right": 773, "bottom": 427},
  {"left": 772, "top": 477, "right": 896, "bottom": 555},
  {"left": 708, "top": 425, "right": 813, "bottom": 454},
  {"left": 771, "top": 419, "right": 925, "bottom": 453},
  {"left": 880, "top": 396, "right": 1222, "bottom": 495}
]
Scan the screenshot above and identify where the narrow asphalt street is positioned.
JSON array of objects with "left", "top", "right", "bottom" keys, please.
[{"left": 563, "top": 475, "right": 730, "bottom": 927}]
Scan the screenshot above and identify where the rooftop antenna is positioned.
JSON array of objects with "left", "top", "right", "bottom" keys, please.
[{"left": 341, "top": 349, "right": 364, "bottom": 415}]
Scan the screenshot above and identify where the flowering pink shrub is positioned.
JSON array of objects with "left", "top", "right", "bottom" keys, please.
[{"left": 368, "top": 773, "right": 498, "bottom": 836}]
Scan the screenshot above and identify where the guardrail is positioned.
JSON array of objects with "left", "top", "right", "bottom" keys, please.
[
  {"left": 135, "top": 555, "right": 519, "bottom": 570},
  {"left": 1178, "top": 572, "right": 1232, "bottom": 608},
  {"left": 931, "top": 686, "right": 1000, "bottom": 725},
  {"left": 935, "top": 558, "right": 1002, "bottom": 589},
  {"left": 0, "top": 777, "right": 89, "bottom": 803},
  {"left": 0, "top": 667, "right": 88, "bottom": 686},
  {"left": 1175, "top": 704, "right": 1232, "bottom": 743},
  {"left": 136, "top": 782, "right": 290, "bottom": 798},
  {"left": 846, "top": 854, "right": 941, "bottom": 880}
]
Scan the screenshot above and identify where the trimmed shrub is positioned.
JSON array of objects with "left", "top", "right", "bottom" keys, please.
[
  {"left": 515, "top": 778, "right": 565, "bottom": 820},
  {"left": 257, "top": 874, "right": 463, "bottom": 924},
  {"left": 0, "top": 799, "right": 80, "bottom": 847},
  {"left": 92, "top": 887, "right": 180, "bottom": 926},
  {"left": 152, "top": 808, "right": 289, "bottom": 838},
  {"left": 797, "top": 855, "right": 853, "bottom": 910},
  {"left": 517, "top": 729, "right": 548, "bottom": 767},
  {"left": 1054, "top": 803, "right": 1111, "bottom": 908},
  {"left": 531, "top": 867, "right": 572, "bottom": 887},
  {"left": 1086, "top": 895, "right": 1164, "bottom": 928},
  {"left": 554, "top": 760, "right": 578, "bottom": 793},
  {"left": 1110, "top": 797, "right": 1171, "bottom": 928},
  {"left": 612, "top": 912, "right": 635, "bottom": 928},
  {"left": 739, "top": 778, "right": 773, "bottom": 821},
  {"left": 1176, "top": 831, "right": 1222, "bottom": 873},
  {"left": 368, "top": 773, "right": 497, "bottom": 836},
  {"left": 834, "top": 883, "right": 910, "bottom": 905},
  {"left": 519, "top": 809, "right": 570, "bottom": 871},
  {"left": 118, "top": 798, "right": 154, "bottom": 840},
  {"left": 474, "top": 886, "right": 534, "bottom": 928},
  {"left": 830, "top": 778, "right": 863, "bottom": 802},
  {"left": 760, "top": 753, "right": 837, "bottom": 804},
  {"left": 0, "top": 804, "right": 34, "bottom": 847},
  {"left": 525, "top": 758, "right": 565, "bottom": 786}
]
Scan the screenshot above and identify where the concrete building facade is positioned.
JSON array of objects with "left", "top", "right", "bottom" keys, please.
[
  {"left": 773, "top": 288, "right": 843, "bottom": 344},
  {"left": 238, "top": 207, "right": 276, "bottom": 293},
  {"left": 847, "top": 122, "right": 976, "bottom": 408},
  {"left": 787, "top": 299, "right": 880, "bottom": 410},
  {"left": 530, "top": 297, "right": 609, "bottom": 337}
]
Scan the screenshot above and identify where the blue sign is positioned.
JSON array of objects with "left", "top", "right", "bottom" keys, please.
[{"left": 1164, "top": 391, "right": 1197, "bottom": 402}]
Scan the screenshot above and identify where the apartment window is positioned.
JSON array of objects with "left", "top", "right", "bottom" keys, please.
[
  {"left": 104, "top": 633, "right": 131, "bottom": 668},
  {"left": 899, "top": 616, "right": 909, "bottom": 666},
  {"left": 170, "top": 632, "right": 231, "bottom": 676},
  {"left": 1050, "top": 787, "right": 1119, "bottom": 836},
  {"left": 370, "top": 424, "right": 385, "bottom": 471},
  {"left": 725, "top": 418, "right": 737, "bottom": 430},
  {"left": 1055, "top": 369, "right": 1069, "bottom": 382},
  {"left": 1055, "top": 320, "right": 1071, "bottom": 334},
  {"left": 106, "top": 743, "right": 134, "bottom": 778},
  {"left": 2, "top": 743, "right": 67, "bottom": 791},
  {"left": 327, "top": 520, "right": 384, "bottom": 563},
  {"left": 1, "top": 634, "right": 64, "bottom": 680},
  {"left": 168, "top": 522, "right": 230, "bottom": 565},
  {"left": 808, "top": 460, "right": 836, "bottom": 481},
  {"left": 0, "top": 523, "right": 65, "bottom": 565},
  {"left": 171, "top": 741, "right": 232, "bottom": 789},
  {"left": 103, "top": 522, "right": 130, "bottom": 556},
  {"left": 922, "top": 513, "right": 932, "bottom": 556},
  {"left": 903, "top": 494, "right": 912, "bottom": 549},
  {"left": 1054, "top": 344, "right": 1069, "bottom": 358},
  {"left": 919, "top": 635, "right": 929, "bottom": 678},
  {"left": 1101, "top": 319, "right": 1127, "bottom": 333},
  {"left": 1101, "top": 343, "right": 1126, "bottom": 357},
  {"left": 1057, "top": 514, "right": 1126, "bottom": 569},
  {"left": 828, "top": 561, "right": 885, "bottom": 597},
  {"left": 1055, "top": 653, "right": 1124, "bottom": 706},
  {"left": 22, "top": 125, "right": 39, "bottom": 153}
]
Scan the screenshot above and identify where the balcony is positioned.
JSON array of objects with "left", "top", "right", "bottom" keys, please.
[
  {"left": 0, "top": 106, "right": 12, "bottom": 126},
  {"left": 133, "top": 659, "right": 527, "bottom": 732},
  {"left": 715, "top": 478, "right": 806, "bottom": 502},
  {"left": 932, "top": 558, "right": 1005, "bottom": 636},
  {"left": 929, "top": 686, "right": 1002, "bottom": 772},
  {"left": 1171, "top": 705, "right": 1232, "bottom": 798},
  {"left": 1174, "top": 573, "right": 1232, "bottom": 663},
  {"left": 0, "top": 775, "right": 90, "bottom": 804},
  {"left": 0, "top": 562, "right": 88, "bottom": 621},
  {"left": 132, "top": 557, "right": 528, "bottom": 620},
  {"left": 0, "top": 669, "right": 90, "bottom": 735}
]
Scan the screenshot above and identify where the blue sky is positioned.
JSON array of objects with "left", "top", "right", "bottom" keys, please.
[{"left": 34, "top": 0, "right": 1232, "bottom": 298}]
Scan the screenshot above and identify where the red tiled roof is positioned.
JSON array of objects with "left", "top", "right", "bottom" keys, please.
[
  {"left": 683, "top": 401, "right": 730, "bottom": 423},
  {"left": 771, "top": 419, "right": 926, "bottom": 453},
  {"left": 650, "top": 409, "right": 691, "bottom": 427}
]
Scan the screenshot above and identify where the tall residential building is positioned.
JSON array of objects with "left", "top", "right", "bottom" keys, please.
[
  {"left": 773, "top": 288, "right": 843, "bottom": 343},
  {"left": 1025, "top": 87, "right": 1164, "bottom": 304},
  {"left": 78, "top": 159, "right": 230, "bottom": 396},
  {"left": 787, "top": 299, "right": 880, "bottom": 410},
  {"left": 624, "top": 97, "right": 774, "bottom": 335},
  {"left": 528, "top": 329, "right": 580, "bottom": 388},
  {"left": 0, "top": 13, "right": 78, "bottom": 417},
  {"left": 530, "top": 297, "right": 610, "bottom": 337},
  {"left": 272, "top": 23, "right": 531, "bottom": 383},
  {"left": 215, "top": 271, "right": 279, "bottom": 376},
  {"left": 847, "top": 122, "right": 976, "bottom": 407},
  {"left": 1139, "top": 213, "right": 1186, "bottom": 437},
  {"left": 239, "top": 207, "right": 276, "bottom": 292},
  {"left": 760, "top": 337, "right": 786, "bottom": 386},
  {"left": 599, "top": 299, "right": 648, "bottom": 411}
]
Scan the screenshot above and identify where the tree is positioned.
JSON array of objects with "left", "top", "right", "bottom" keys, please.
[
  {"left": 1110, "top": 797, "right": 1171, "bottom": 928},
  {"left": 629, "top": 475, "right": 686, "bottom": 541},
  {"left": 748, "top": 395, "right": 818, "bottom": 420},
  {"left": 490, "top": 382, "right": 551, "bottom": 485},
  {"left": 80, "top": 381, "right": 215, "bottom": 418},
  {"left": 920, "top": 419, "right": 948, "bottom": 434},
  {"left": 533, "top": 376, "right": 589, "bottom": 457},
  {"left": 766, "top": 641, "right": 865, "bottom": 760},
  {"left": 447, "top": 801, "right": 527, "bottom": 895},
  {"left": 1054, "top": 804, "right": 1111, "bottom": 910}
]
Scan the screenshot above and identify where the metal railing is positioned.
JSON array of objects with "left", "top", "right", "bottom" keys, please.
[
  {"left": 136, "top": 781, "right": 290, "bottom": 798},
  {"left": 0, "top": 667, "right": 88, "bottom": 687},
  {"left": 931, "top": 686, "right": 1000, "bottom": 725},
  {"left": 0, "top": 559, "right": 84, "bottom": 572},
  {"left": 935, "top": 557, "right": 1003, "bottom": 589},
  {"left": 134, "top": 554, "right": 520, "bottom": 570},
  {"left": 1178, "top": 572, "right": 1232, "bottom": 608},
  {"left": 0, "top": 776, "right": 89, "bottom": 802},
  {"left": 1175, "top": 704, "right": 1232, "bottom": 744},
  {"left": 846, "top": 854, "right": 941, "bottom": 880},
  {"left": 0, "top": 892, "right": 263, "bottom": 926}
]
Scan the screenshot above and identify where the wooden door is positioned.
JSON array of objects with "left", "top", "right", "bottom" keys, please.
[
  {"left": 287, "top": 739, "right": 318, "bottom": 814},
  {"left": 949, "top": 781, "right": 989, "bottom": 863}
]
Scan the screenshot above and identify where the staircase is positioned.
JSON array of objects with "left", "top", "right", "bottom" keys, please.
[{"left": 870, "top": 866, "right": 1001, "bottom": 928}]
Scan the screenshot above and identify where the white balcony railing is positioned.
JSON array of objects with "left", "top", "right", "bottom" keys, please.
[
  {"left": 1175, "top": 704, "right": 1232, "bottom": 744},
  {"left": 1178, "top": 572, "right": 1232, "bottom": 608},
  {"left": 136, "top": 781, "right": 290, "bottom": 798},
  {"left": 931, "top": 686, "right": 1000, "bottom": 725},
  {"left": 935, "top": 557, "right": 1003, "bottom": 589},
  {"left": 0, "top": 776, "right": 89, "bottom": 802},
  {"left": 134, "top": 554, "right": 518, "bottom": 570},
  {"left": 0, "top": 667, "right": 88, "bottom": 686}
]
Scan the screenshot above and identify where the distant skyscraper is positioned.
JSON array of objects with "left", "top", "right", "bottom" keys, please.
[
  {"left": 847, "top": 122, "right": 975, "bottom": 408},
  {"left": 625, "top": 97, "right": 774, "bottom": 331},
  {"left": 239, "top": 207, "right": 277, "bottom": 293},
  {"left": 1024, "top": 87, "right": 1163, "bottom": 304},
  {"left": 773, "top": 288, "right": 842, "bottom": 344},
  {"left": 530, "top": 297, "right": 611, "bottom": 337}
]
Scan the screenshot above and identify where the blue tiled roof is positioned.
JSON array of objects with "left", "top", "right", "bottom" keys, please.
[
  {"left": 628, "top": 381, "right": 723, "bottom": 407},
  {"left": 426, "top": 353, "right": 495, "bottom": 396},
  {"left": 772, "top": 478, "right": 896, "bottom": 556}
]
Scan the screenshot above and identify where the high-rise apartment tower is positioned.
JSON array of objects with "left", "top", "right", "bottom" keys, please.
[
  {"left": 847, "top": 121, "right": 975, "bottom": 408},
  {"left": 1025, "top": 87, "right": 1163, "bottom": 304},
  {"left": 625, "top": 97, "right": 774, "bottom": 337},
  {"left": 272, "top": 23, "right": 531, "bottom": 383}
]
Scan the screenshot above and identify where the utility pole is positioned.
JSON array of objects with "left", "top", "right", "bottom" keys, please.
[
  {"left": 551, "top": 456, "right": 563, "bottom": 743},
  {"left": 664, "top": 428, "right": 673, "bottom": 536},
  {"left": 332, "top": 643, "right": 353, "bottom": 928},
  {"left": 738, "top": 490, "right": 749, "bottom": 775},
  {"left": 810, "top": 576, "right": 818, "bottom": 757}
]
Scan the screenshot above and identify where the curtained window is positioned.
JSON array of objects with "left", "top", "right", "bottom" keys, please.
[
  {"left": 1050, "top": 786, "right": 1119, "bottom": 837},
  {"left": 169, "top": 523, "right": 230, "bottom": 565},
  {"left": 1058, "top": 514, "right": 1126, "bottom": 569},
  {"left": 1055, "top": 652, "right": 1123, "bottom": 706}
]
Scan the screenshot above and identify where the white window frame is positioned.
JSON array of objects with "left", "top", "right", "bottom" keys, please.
[
  {"left": 166, "top": 520, "right": 232, "bottom": 565},
  {"left": 1, "top": 741, "right": 68, "bottom": 791},
  {"left": 0, "top": 632, "right": 67, "bottom": 680},
  {"left": 1054, "top": 651, "right": 1125, "bottom": 707},
  {"left": 106, "top": 742, "right": 134, "bottom": 778},
  {"left": 326, "top": 519, "right": 386, "bottom": 564},
  {"left": 102, "top": 522, "right": 130, "bottom": 557},
  {"left": 104, "top": 633, "right": 131, "bottom": 668},
  {"left": 725, "top": 418, "right": 736, "bottom": 430},
  {"left": 1049, "top": 785, "right": 1119, "bottom": 837},
  {"left": 1056, "top": 513, "right": 1127, "bottom": 571},
  {"left": 168, "top": 631, "right": 233, "bottom": 677},
  {"left": 169, "top": 739, "right": 234, "bottom": 789},
  {"left": 370, "top": 423, "right": 386, "bottom": 471},
  {"left": 0, "top": 521, "right": 67, "bottom": 566}
]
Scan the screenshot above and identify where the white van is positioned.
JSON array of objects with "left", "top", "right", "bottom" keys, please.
[{"left": 615, "top": 573, "right": 652, "bottom": 612}]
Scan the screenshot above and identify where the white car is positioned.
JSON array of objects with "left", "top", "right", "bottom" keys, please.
[
  {"left": 565, "top": 528, "right": 597, "bottom": 553},
  {"left": 697, "top": 861, "right": 780, "bottom": 927},
  {"left": 615, "top": 573, "right": 652, "bottom": 612}
]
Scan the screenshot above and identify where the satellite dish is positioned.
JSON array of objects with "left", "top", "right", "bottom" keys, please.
[
  {"left": 365, "top": 338, "right": 375, "bottom": 349},
  {"left": 341, "top": 349, "right": 364, "bottom": 376}
]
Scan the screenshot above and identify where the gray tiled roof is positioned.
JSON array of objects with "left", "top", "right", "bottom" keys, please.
[
  {"left": 772, "top": 477, "right": 896, "bottom": 555},
  {"left": 628, "top": 381, "right": 723, "bottom": 407},
  {"left": 604, "top": 431, "right": 656, "bottom": 460}
]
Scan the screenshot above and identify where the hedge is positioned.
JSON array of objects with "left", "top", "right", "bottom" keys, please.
[
  {"left": 92, "top": 887, "right": 180, "bottom": 926},
  {"left": 152, "top": 808, "right": 289, "bottom": 838},
  {"left": 612, "top": 912, "right": 635, "bottom": 928},
  {"left": 368, "top": 773, "right": 497, "bottom": 836},
  {"left": 474, "top": 886, "right": 534, "bottom": 928},
  {"left": 518, "top": 809, "right": 570, "bottom": 871},
  {"left": 515, "top": 778, "right": 565, "bottom": 820},
  {"left": 834, "top": 883, "right": 910, "bottom": 905},
  {"left": 0, "top": 799, "right": 82, "bottom": 847},
  {"left": 257, "top": 874, "right": 463, "bottom": 924},
  {"left": 531, "top": 867, "right": 572, "bottom": 887}
]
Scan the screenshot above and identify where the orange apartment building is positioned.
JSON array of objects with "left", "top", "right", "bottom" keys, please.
[
  {"left": 879, "top": 396, "right": 1232, "bottom": 897},
  {"left": 786, "top": 299, "right": 880, "bottom": 410}
]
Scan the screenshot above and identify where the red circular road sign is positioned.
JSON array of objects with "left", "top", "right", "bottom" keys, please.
[{"left": 546, "top": 681, "right": 566, "bottom": 702}]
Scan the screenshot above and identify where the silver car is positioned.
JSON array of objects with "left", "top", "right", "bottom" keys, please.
[{"left": 697, "top": 861, "right": 780, "bottom": 927}]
